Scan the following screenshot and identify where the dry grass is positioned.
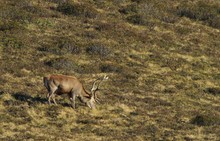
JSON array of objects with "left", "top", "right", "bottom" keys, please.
[{"left": 0, "top": 0, "right": 220, "bottom": 140}]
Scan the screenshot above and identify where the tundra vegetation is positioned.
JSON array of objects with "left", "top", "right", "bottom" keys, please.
[{"left": 0, "top": 0, "right": 220, "bottom": 140}]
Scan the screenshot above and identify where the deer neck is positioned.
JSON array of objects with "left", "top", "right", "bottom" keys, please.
[{"left": 79, "top": 87, "right": 92, "bottom": 103}]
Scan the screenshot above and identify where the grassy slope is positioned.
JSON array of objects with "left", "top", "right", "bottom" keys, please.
[{"left": 0, "top": 0, "right": 220, "bottom": 140}]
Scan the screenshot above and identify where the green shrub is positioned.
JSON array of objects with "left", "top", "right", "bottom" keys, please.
[
  {"left": 2, "top": 37, "right": 24, "bottom": 49},
  {"left": 35, "top": 19, "right": 54, "bottom": 28}
]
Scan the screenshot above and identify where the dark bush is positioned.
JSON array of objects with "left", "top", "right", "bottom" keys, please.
[
  {"left": 44, "top": 58, "right": 97, "bottom": 73},
  {"left": 160, "top": 15, "right": 178, "bottom": 24},
  {"left": 0, "top": 20, "right": 19, "bottom": 31},
  {"left": 204, "top": 87, "right": 220, "bottom": 96},
  {"left": 38, "top": 40, "right": 81, "bottom": 55},
  {"left": 119, "top": 4, "right": 138, "bottom": 15},
  {"left": 46, "top": 0, "right": 69, "bottom": 4},
  {"left": 208, "top": 16, "right": 220, "bottom": 29},
  {"left": 177, "top": 1, "right": 220, "bottom": 28},
  {"left": 86, "top": 44, "right": 111, "bottom": 57},
  {"left": 57, "top": 2, "right": 98, "bottom": 18},
  {"left": 45, "top": 58, "right": 77, "bottom": 71},
  {"left": 126, "top": 14, "right": 145, "bottom": 25},
  {"left": 0, "top": 91, "right": 4, "bottom": 96},
  {"left": 191, "top": 114, "right": 220, "bottom": 126},
  {"left": 95, "top": 22, "right": 115, "bottom": 31},
  {"left": 100, "top": 64, "right": 121, "bottom": 73},
  {"left": 164, "top": 87, "right": 176, "bottom": 94},
  {"left": 58, "top": 40, "right": 81, "bottom": 54},
  {"left": 131, "top": 0, "right": 146, "bottom": 3},
  {"left": 57, "top": 2, "right": 79, "bottom": 15}
]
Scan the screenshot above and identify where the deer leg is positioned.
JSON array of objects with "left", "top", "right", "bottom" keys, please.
[
  {"left": 51, "top": 94, "right": 57, "bottom": 105},
  {"left": 47, "top": 93, "right": 50, "bottom": 98},
  {"left": 48, "top": 89, "right": 57, "bottom": 105},
  {"left": 70, "top": 92, "right": 76, "bottom": 109},
  {"left": 48, "top": 95, "right": 52, "bottom": 105}
]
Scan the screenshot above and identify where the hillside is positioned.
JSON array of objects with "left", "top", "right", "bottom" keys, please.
[{"left": 0, "top": 0, "right": 220, "bottom": 140}]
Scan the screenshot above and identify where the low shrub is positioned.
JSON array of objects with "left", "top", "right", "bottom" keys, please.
[
  {"left": 46, "top": 0, "right": 69, "bottom": 4},
  {"left": 58, "top": 40, "right": 81, "bottom": 54},
  {"left": 38, "top": 39, "right": 81, "bottom": 55},
  {"left": 126, "top": 14, "right": 146, "bottom": 25},
  {"left": 44, "top": 58, "right": 77, "bottom": 71},
  {"left": 119, "top": 3, "right": 138, "bottom": 15},
  {"left": 0, "top": 6, "right": 33, "bottom": 23},
  {"left": 100, "top": 64, "right": 121, "bottom": 73},
  {"left": 160, "top": 14, "right": 178, "bottom": 24},
  {"left": 204, "top": 87, "right": 220, "bottom": 96},
  {"left": 0, "top": 20, "right": 19, "bottom": 31},
  {"left": 57, "top": 2, "right": 78, "bottom": 15},
  {"left": 208, "top": 16, "right": 220, "bottom": 29},
  {"left": 57, "top": 2, "right": 98, "bottom": 18},
  {"left": 86, "top": 44, "right": 111, "bottom": 57},
  {"left": 191, "top": 114, "right": 220, "bottom": 126},
  {"left": 2, "top": 37, "right": 24, "bottom": 49},
  {"left": 95, "top": 22, "right": 115, "bottom": 31},
  {"left": 35, "top": 19, "right": 54, "bottom": 28},
  {"left": 177, "top": 1, "right": 220, "bottom": 29},
  {"left": 44, "top": 58, "right": 98, "bottom": 73}
]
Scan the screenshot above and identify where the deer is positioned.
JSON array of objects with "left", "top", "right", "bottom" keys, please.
[{"left": 43, "top": 74, "right": 108, "bottom": 109}]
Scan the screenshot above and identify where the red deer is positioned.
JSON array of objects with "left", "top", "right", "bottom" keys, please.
[{"left": 43, "top": 74, "right": 108, "bottom": 109}]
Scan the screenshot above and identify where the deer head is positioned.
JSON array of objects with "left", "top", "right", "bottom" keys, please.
[{"left": 90, "top": 75, "right": 109, "bottom": 105}]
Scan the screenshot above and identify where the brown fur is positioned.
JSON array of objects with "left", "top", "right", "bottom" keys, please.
[{"left": 43, "top": 74, "right": 96, "bottom": 109}]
